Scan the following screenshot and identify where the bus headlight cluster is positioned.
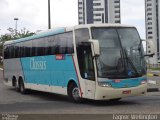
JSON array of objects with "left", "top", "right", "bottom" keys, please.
[{"left": 98, "top": 82, "right": 112, "bottom": 87}]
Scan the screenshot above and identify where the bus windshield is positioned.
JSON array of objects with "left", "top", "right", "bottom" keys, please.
[{"left": 92, "top": 27, "right": 146, "bottom": 79}]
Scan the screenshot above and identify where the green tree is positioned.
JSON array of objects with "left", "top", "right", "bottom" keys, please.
[{"left": 0, "top": 28, "right": 35, "bottom": 56}]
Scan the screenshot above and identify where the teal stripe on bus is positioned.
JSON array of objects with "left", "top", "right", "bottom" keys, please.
[
  {"left": 20, "top": 55, "right": 78, "bottom": 87},
  {"left": 99, "top": 77, "right": 147, "bottom": 88}
]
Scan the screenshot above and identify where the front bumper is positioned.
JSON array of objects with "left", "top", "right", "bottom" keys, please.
[{"left": 95, "top": 83, "right": 147, "bottom": 100}]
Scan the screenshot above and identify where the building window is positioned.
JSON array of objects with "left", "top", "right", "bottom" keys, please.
[
  {"left": 148, "top": 27, "right": 152, "bottom": 29},
  {"left": 94, "top": 13, "right": 101, "bottom": 16},
  {"left": 148, "top": 36, "right": 153, "bottom": 39},
  {"left": 148, "top": 32, "right": 152, "bottom": 34},
  {"left": 147, "top": 17, "right": 152, "bottom": 20},
  {"left": 148, "top": 22, "right": 152, "bottom": 25},
  {"left": 147, "top": 3, "right": 152, "bottom": 7},
  {"left": 115, "top": 10, "right": 120, "bottom": 13},
  {"left": 79, "top": 2, "right": 83, "bottom": 5},
  {"left": 115, "top": 15, "right": 120, "bottom": 18},
  {"left": 93, "top": 8, "right": 104, "bottom": 11},
  {"left": 114, "top": 1, "right": 120, "bottom": 3},
  {"left": 115, "top": 20, "right": 120, "bottom": 23},
  {"left": 94, "top": 19, "right": 101, "bottom": 21},
  {"left": 147, "top": 13, "right": 152, "bottom": 16},
  {"left": 115, "top": 5, "right": 120, "bottom": 8},
  {"left": 93, "top": 3, "right": 101, "bottom": 6}
]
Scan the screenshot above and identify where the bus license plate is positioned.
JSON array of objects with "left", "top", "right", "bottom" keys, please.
[{"left": 122, "top": 90, "right": 131, "bottom": 94}]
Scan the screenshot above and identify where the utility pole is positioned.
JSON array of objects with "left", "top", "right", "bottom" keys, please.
[
  {"left": 14, "top": 18, "right": 19, "bottom": 35},
  {"left": 48, "top": 0, "right": 51, "bottom": 29}
]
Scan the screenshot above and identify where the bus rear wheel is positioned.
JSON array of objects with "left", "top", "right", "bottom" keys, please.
[
  {"left": 19, "top": 78, "right": 27, "bottom": 94},
  {"left": 15, "top": 80, "right": 20, "bottom": 92},
  {"left": 68, "top": 83, "right": 81, "bottom": 103}
]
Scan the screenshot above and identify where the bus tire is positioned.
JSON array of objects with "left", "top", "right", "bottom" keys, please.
[
  {"left": 14, "top": 79, "right": 20, "bottom": 92},
  {"left": 68, "top": 82, "right": 81, "bottom": 103},
  {"left": 109, "top": 98, "right": 121, "bottom": 102},
  {"left": 19, "top": 78, "right": 27, "bottom": 94}
]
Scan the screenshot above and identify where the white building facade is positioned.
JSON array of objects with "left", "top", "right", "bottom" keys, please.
[
  {"left": 78, "top": 0, "right": 121, "bottom": 24},
  {"left": 145, "top": 0, "right": 160, "bottom": 64}
]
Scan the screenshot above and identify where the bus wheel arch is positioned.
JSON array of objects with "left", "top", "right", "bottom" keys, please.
[{"left": 67, "top": 80, "right": 81, "bottom": 102}]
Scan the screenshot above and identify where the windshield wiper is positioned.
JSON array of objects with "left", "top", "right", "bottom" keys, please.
[
  {"left": 122, "top": 48, "right": 140, "bottom": 77},
  {"left": 116, "top": 50, "right": 126, "bottom": 74}
]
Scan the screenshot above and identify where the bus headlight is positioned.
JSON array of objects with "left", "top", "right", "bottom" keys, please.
[
  {"left": 141, "top": 80, "right": 147, "bottom": 85},
  {"left": 98, "top": 82, "right": 112, "bottom": 87}
]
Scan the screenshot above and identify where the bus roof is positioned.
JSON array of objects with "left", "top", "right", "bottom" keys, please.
[
  {"left": 73, "top": 23, "right": 135, "bottom": 29},
  {"left": 4, "top": 24, "right": 135, "bottom": 46},
  {"left": 4, "top": 28, "right": 66, "bottom": 46}
]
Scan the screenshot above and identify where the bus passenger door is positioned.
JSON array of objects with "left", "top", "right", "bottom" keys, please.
[{"left": 77, "top": 44, "right": 96, "bottom": 99}]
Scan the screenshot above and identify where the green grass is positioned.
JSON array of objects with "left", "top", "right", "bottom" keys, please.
[{"left": 148, "top": 68, "right": 160, "bottom": 71}]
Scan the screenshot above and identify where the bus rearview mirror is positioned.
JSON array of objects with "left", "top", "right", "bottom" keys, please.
[{"left": 89, "top": 39, "right": 100, "bottom": 57}]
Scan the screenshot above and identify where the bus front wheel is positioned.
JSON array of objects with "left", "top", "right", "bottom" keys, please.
[
  {"left": 68, "top": 83, "right": 81, "bottom": 103},
  {"left": 109, "top": 98, "right": 121, "bottom": 102}
]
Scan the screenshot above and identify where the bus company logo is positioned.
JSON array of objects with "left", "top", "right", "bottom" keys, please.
[
  {"left": 30, "top": 58, "right": 47, "bottom": 70},
  {"left": 56, "top": 54, "right": 65, "bottom": 60}
]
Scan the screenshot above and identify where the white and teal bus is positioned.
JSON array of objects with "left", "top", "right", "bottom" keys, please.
[{"left": 3, "top": 24, "right": 149, "bottom": 102}]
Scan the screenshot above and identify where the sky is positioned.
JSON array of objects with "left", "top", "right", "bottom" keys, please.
[{"left": 0, "top": 0, "right": 145, "bottom": 39}]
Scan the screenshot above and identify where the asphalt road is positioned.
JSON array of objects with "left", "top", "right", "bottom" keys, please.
[{"left": 0, "top": 71, "right": 160, "bottom": 114}]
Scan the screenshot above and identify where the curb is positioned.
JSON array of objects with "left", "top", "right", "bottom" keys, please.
[
  {"left": 147, "top": 88, "right": 159, "bottom": 92},
  {"left": 147, "top": 73, "right": 160, "bottom": 77},
  {"left": 153, "top": 74, "right": 160, "bottom": 76}
]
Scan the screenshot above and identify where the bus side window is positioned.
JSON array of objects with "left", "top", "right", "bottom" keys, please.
[
  {"left": 75, "top": 28, "right": 95, "bottom": 81},
  {"left": 44, "top": 37, "right": 51, "bottom": 55},
  {"left": 24, "top": 40, "right": 32, "bottom": 57},
  {"left": 14, "top": 44, "right": 20, "bottom": 58},
  {"left": 37, "top": 38, "right": 45, "bottom": 56},
  {"left": 10, "top": 45, "right": 15, "bottom": 58},
  {"left": 59, "top": 33, "right": 66, "bottom": 54},
  {"left": 66, "top": 32, "right": 74, "bottom": 54},
  {"left": 32, "top": 40, "right": 39, "bottom": 56},
  {"left": 48, "top": 36, "right": 56, "bottom": 55},
  {"left": 4, "top": 46, "right": 9, "bottom": 59},
  {"left": 54, "top": 35, "right": 60, "bottom": 54},
  {"left": 19, "top": 43, "right": 22, "bottom": 58}
]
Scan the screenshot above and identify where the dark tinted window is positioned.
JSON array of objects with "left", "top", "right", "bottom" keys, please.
[
  {"left": 20, "top": 43, "right": 24, "bottom": 57},
  {"left": 47, "top": 36, "right": 56, "bottom": 55},
  {"left": 24, "top": 40, "right": 32, "bottom": 57},
  {"left": 37, "top": 38, "right": 45, "bottom": 56},
  {"left": 53, "top": 32, "right": 74, "bottom": 54},
  {"left": 4, "top": 31, "right": 74, "bottom": 59},
  {"left": 59, "top": 32, "right": 74, "bottom": 54},
  {"left": 14, "top": 43, "right": 20, "bottom": 58},
  {"left": 4, "top": 46, "right": 9, "bottom": 59},
  {"left": 10, "top": 46, "right": 15, "bottom": 58}
]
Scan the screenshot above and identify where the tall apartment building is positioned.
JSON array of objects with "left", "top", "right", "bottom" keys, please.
[
  {"left": 145, "top": 0, "right": 160, "bottom": 64},
  {"left": 78, "top": 0, "right": 121, "bottom": 24}
]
